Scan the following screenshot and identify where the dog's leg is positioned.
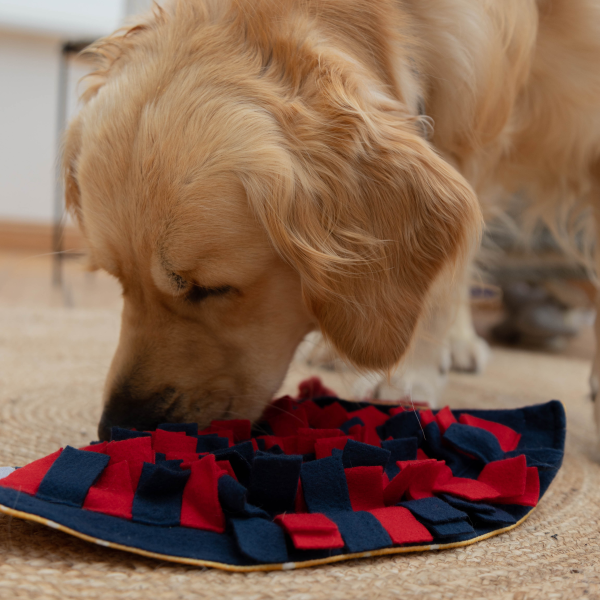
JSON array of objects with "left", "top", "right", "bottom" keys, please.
[
  {"left": 352, "top": 273, "right": 470, "bottom": 406},
  {"left": 358, "top": 316, "right": 451, "bottom": 406},
  {"left": 302, "top": 260, "right": 487, "bottom": 405},
  {"left": 294, "top": 330, "right": 342, "bottom": 371},
  {"left": 299, "top": 317, "right": 449, "bottom": 405},
  {"left": 445, "top": 272, "right": 490, "bottom": 373}
]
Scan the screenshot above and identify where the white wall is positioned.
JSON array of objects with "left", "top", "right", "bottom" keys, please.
[
  {"left": 0, "top": 29, "right": 94, "bottom": 222},
  {"left": 0, "top": 0, "right": 160, "bottom": 224},
  {"left": 0, "top": 30, "right": 61, "bottom": 222},
  {"left": 0, "top": 0, "right": 123, "bottom": 40}
]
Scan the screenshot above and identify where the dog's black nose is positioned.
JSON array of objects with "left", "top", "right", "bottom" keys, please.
[
  {"left": 98, "top": 385, "right": 178, "bottom": 441},
  {"left": 97, "top": 406, "right": 167, "bottom": 441}
]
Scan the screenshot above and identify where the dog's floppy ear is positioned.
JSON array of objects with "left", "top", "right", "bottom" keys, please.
[{"left": 246, "top": 70, "right": 482, "bottom": 370}]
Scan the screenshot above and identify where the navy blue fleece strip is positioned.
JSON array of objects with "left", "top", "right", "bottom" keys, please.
[
  {"left": 157, "top": 423, "right": 199, "bottom": 435},
  {"left": 340, "top": 417, "right": 364, "bottom": 433},
  {"left": 194, "top": 436, "right": 229, "bottom": 452},
  {"left": 505, "top": 448, "right": 563, "bottom": 469},
  {"left": 0, "top": 487, "right": 246, "bottom": 565},
  {"left": 217, "top": 475, "right": 270, "bottom": 519},
  {"left": 400, "top": 497, "right": 468, "bottom": 525},
  {"left": 379, "top": 411, "right": 423, "bottom": 440},
  {"left": 212, "top": 449, "right": 252, "bottom": 487},
  {"left": 36, "top": 446, "right": 110, "bottom": 508},
  {"left": 218, "top": 475, "right": 246, "bottom": 513},
  {"left": 443, "top": 423, "right": 504, "bottom": 464},
  {"left": 110, "top": 428, "right": 151, "bottom": 442},
  {"left": 472, "top": 507, "right": 516, "bottom": 526},
  {"left": 131, "top": 463, "right": 190, "bottom": 526},
  {"left": 381, "top": 438, "right": 418, "bottom": 478},
  {"left": 422, "top": 422, "right": 480, "bottom": 479},
  {"left": 342, "top": 440, "right": 390, "bottom": 469},
  {"left": 453, "top": 400, "right": 566, "bottom": 452},
  {"left": 327, "top": 511, "right": 392, "bottom": 553},
  {"left": 231, "top": 518, "right": 288, "bottom": 564},
  {"left": 428, "top": 520, "right": 475, "bottom": 538},
  {"left": 247, "top": 453, "right": 302, "bottom": 515},
  {"left": 222, "top": 442, "right": 255, "bottom": 465},
  {"left": 300, "top": 455, "right": 352, "bottom": 513},
  {"left": 439, "top": 495, "right": 496, "bottom": 515}
]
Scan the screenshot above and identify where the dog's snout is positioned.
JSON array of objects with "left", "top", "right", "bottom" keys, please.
[
  {"left": 97, "top": 414, "right": 113, "bottom": 442},
  {"left": 98, "top": 384, "right": 178, "bottom": 441}
]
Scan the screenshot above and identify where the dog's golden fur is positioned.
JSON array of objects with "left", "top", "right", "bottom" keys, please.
[{"left": 63, "top": 0, "right": 600, "bottom": 437}]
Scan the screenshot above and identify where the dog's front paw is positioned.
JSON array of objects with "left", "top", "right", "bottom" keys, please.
[
  {"left": 352, "top": 366, "right": 447, "bottom": 408},
  {"left": 295, "top": 331, "right": 343, "bottom": 371},
  {"left": 446, "top": 331, "right": 490, "bottom": 373}
]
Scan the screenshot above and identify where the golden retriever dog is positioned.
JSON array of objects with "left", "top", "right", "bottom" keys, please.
[{"left": 62, "top": 0, "right": 600, "bottom": 440}]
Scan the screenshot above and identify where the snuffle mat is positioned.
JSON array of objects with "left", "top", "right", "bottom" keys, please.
[{"left": 0, "top": 379, "right": 565, "bottom": 572}]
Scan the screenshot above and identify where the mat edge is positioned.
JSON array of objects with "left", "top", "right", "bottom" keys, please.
[{"left": 0, "top": 502, "right": 535, "bottom": 572}]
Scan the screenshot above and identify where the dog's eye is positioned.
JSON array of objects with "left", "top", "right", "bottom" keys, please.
[{"left": 186, "top": 284, "right": 232, "bottom": 303}]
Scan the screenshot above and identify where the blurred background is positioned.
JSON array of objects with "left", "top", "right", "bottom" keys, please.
[
  {"left": 0, "top": 0, "right": 154, "bottom": 309},
  {"left": 0, "top": 0, "right": 595, "bottom": 365}
]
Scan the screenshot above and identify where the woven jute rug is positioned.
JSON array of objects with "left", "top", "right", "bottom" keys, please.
[{"left": 0, "top": 306, "right": 599, "bottom": 599}]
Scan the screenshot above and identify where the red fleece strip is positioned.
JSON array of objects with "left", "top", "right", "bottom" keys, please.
[
  {"left": 0, "top": 449, "right": 62, "bottom": 495},
  {"left": 275, "top": 513, "right": 344, "bottom": 550},
  {"left": 382, "top": 471, "right": 390, "bottom": 489},
  {"left": 261, "top": 396, "right": 295, "bottom": 423},
  {"left": 296, "top": 428, "right": 345, "bottom": 454},
  {"left": 345, "top": 466, "right": 385, "bottom": 511},
  {"left": 151, "top": 429, "right": 197, "bottom": 455},
  {"left": 297, "top": 428, "right": 345, "bottom": 439},
  {"left": 210, "top": 420, "right": 252, "bottom": 443},
  {"left": 79, "top": 442, "right": 108, "bottom": 453},
  {"left": 416, "top": 449, "right": 429, "bottom": 460},
  {"left": 314, "top": 437, "right": 349, "bottom": 459},
  {"left": 493, "top": 467, "right": 540, "bottom": 507},
  {"left": 294, "top": 479, "right": 308, "bottom": 513},
  {"left": 458, "top": 414, "right": 521, "bottom": 452},
  {"left": 268, "top": 406, "right": 310, "bottom": 437},
  {"left": 348, "top": 425, "right": 382, "bottom": 448},
  {"left": 369, "top": 507, "right": 434, "bottom": 545},
  {"left": 198, "top": 428, "right": 234, "bottom": 447},
  {"left": 419, "top": 410, "right": 436, "bottom": 427},
  {"left": 128, "top": 461, "right": 145, "bottom": 491},
  {"left": 216, "top": 460, "right": 237, "bottom": 481},
  {"left": 350, "top": 406, "right": 389, "bottom": 430},
  {"left": 383, "top": 460, "right": 450, "bottom": 505},
  {"left": 105, "top": 438, "right": 154, "bottom": 490},
  {"left": 477, "top": 455, "right": 527, "bottom": 498},
  {"left": 434, "top": 476, "right": 501, "bottom": 501},
  {"left": 83, "top": 460, "right": 134, "bottom": 519},
  {"left": 106, "top": 437, "right": 154, "bottom": 465},
  {"left": 306, "top": 402, "right": 348, "bottom": 429},
  {"left": 296, "top": 377, "right": 337, "bottom": 401},
  {"left": 180, "top": 455, "right": 226, "bottom": 532},
  {"left": 436, "top": 406, "right": 457, "bottom": 434},
  {"left": 165, "top": 451, "right": 200, "bottom": 465}
]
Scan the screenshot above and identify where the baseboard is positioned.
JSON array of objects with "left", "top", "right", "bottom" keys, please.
[{"left": 0, "top": 220, "right": 86, "bottom": 253}]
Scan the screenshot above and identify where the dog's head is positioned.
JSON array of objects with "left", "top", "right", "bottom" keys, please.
[{"left": 64, "top": 0, "right": 481, "bottom": 439}]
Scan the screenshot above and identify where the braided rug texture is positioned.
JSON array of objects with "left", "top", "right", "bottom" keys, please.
[{"left": 0, "top": 307, "right": 599, "bottom": 599}]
